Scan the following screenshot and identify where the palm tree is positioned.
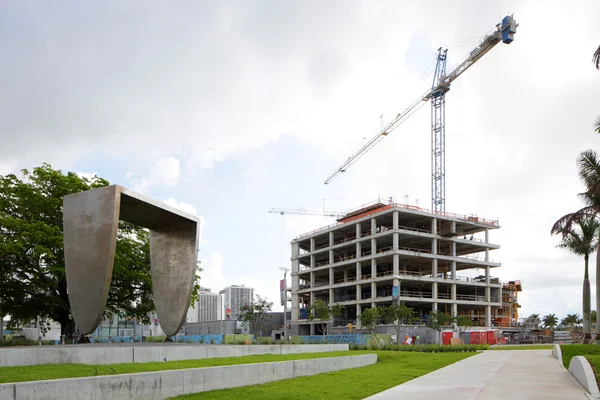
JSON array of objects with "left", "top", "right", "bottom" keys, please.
[
  {"left": 552, "top": 150, "right": 600, "bottom": 341},
  {"left": 543, "top": 314, "right": 558, "bottom": 330},
  {"left": 551, "top": 216, "right": 600, "bottom": 337}
]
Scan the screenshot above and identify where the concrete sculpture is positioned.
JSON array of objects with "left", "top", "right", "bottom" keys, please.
[{"left": 63, "top": 185, "right": 199, "bottom": 339}]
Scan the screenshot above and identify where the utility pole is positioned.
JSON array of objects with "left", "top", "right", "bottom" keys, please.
[{"left": 280, "top": 267, "right": 290, "bottom": 344}]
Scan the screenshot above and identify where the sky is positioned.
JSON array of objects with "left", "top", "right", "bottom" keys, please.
[{"left": 1, "top": 0, "right": 599, "bottom": 321}]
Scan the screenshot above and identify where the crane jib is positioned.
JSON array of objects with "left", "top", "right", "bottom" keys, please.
[{"left": 323, "top": 14, "right": 517, "bottom": 190}]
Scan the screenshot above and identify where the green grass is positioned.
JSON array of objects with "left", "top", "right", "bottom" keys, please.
[
  {"left": 560, "top": 344, "right": 600, "bottom": 369},
  {"left": 173, "top": 351, "right": 475, "bottom": 400},
  {"left": 0, "top": 351, "right": 363, "bottom": 383},
  {"left": 490, "top": 345, "right": 554, "bottom": 350},
  {"left": 584, "top": 355, "right": 600, "bottom": 384}
]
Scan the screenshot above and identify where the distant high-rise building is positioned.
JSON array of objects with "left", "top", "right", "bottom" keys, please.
[
  {"left": 220, "top": 285, "right": 254, "bottom": 320},
  {"left": 196, "top": 288, "right": 222, "bottom": 322}
]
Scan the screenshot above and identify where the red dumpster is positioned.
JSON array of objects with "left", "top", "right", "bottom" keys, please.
[{"left": 487, "top": 330, "right": 495, "bottom": 345}]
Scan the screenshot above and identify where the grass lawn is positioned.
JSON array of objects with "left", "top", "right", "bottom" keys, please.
[
  {"left": 490, "top": 345, "right": 554, "bottom": 350},
  {"left": 0, "top": 351, "right": 363, "bottom": 383},
  {"left": 560, "top": 344, "right": 600, "bottom": 369},
  {"left": 173, "top": 351, "right": 475, "bottom": 400}
]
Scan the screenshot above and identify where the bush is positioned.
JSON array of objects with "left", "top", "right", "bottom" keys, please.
[{"left": 146, "top": 335, "right": 167, "bottom": 343}]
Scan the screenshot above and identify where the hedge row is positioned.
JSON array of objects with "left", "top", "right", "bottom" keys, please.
[{"left": 349, "top": 343, "right": 489, "bottom": 352}]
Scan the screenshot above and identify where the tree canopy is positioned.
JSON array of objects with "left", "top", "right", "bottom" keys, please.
[
  {"left": 306, "top": 299, "right": 343, "bottom": 336},
  {"left": 238, "top": 295, "right": 273, "bottom": 337},
  {"left": 0, "top": 164, "right": 200, "bottom": 340}
]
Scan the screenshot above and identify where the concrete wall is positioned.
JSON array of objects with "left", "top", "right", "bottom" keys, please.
[
  {"left": 0, "top": 344, "right": 349, "bottom": 367},
  {"left": 0, "top": 354, "right": 376, "bottom": 400}
]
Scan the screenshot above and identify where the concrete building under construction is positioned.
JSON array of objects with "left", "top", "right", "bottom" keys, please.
[{"left": 290, "top": 200, "right": 505, "bottom": 335}]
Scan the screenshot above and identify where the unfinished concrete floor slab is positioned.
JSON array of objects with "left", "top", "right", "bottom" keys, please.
[{"left": 365, "top": 350, "right": 590, "bottom": 400}]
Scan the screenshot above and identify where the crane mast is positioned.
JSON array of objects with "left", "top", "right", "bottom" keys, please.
[{"left": 324, "top": 15, "right": 517, "bottom": 213}]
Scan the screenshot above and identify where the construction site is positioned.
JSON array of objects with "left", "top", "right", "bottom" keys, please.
[
  {"left": 288, "top": 199, "right": 523, "bottom": 341},
  {"left": 271, "top": 16, "right": 524, "bottom": 343}
]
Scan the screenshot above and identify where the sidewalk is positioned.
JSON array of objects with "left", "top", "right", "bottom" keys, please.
[{"left": 365, "top": 350, "right": 591, "bottom": 400}]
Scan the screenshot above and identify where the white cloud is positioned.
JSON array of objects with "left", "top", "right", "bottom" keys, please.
[
  {"left": 199, "top": 252, "right": 226, "bottom": 293},
  {"left": 76, "top": 171, "right": 97, "bottom": 180},
  {"left": 163, "top": 197, "right": 197, "bottom": 216},
  {"left": 150, "top": 156, "right": 180, "bottom": 187}
]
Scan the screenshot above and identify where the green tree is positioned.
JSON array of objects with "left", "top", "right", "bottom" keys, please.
[
  {"left": 543, "top": 314, "right": 558, "bottom": 330},
  {"left": 358, "top": 307, "right": 382, "bottom": 347},
  {"left": 0, "top": 164, "right": 201, "bottom": 340},
  {"left": 381, "top": 303, "right": 416, "bottom": 344},
  {"left": 238, "top": 295, "right": 273, "bottom": 337},
  {"left": 455, "top": 315, "right": 473, "bottom": 337},
  {"left": 551, "top": 216, "right": 599, "bottom": 337},
  {"left": 552, "top": 150, "right": 600, "bottom": 339},
  {"left": 426, "top": 310, "right": 453, "bottom": 344},
  {"left": 306, "top": 299, "right": 343, "bottom": 337}
]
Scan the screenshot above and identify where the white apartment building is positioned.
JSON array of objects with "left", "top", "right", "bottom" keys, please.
[{"left": 220, "top": 285, "right": 254, "bottom": 320}]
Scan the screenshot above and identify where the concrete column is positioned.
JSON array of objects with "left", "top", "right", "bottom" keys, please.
[
  {"left": 371, "top": 218, "right": 377, "bottom": 235},
  {"left": 393, "top": 211, "right": 399, "bottom": 229},
  {"left": 329, "top": 288, "right": 334, "bottom": 304},
  {"left": 371, "top": 258, "right": 377, "bottom": 279},
  {"left": 485, "top": 228, "right": 489, "bottom": 244},
  {"left": 310, "top": 272, "right": 315, "bottom": 288},
  {"left": 329, "top": 249, "right": 334, "bottom": 264},
  {"left": 310, "top": 323, "right": 315, "bottom": 335},
  {"left": 432, "top": 303, "right": 438, "bottom": 312},
  {"left": 485, "top": 266, "right": 491, "bottom": 303},
  {"left": 371, "top": 237, "right": 377, "bottom": 254},
  {"left": 356, "top": 262, "right": 362, "bottom": 281},
  {"left": 310, "top": 238, "right": 315, "bottom": 252},
  {"left": 329, "top": 268, "right": 334, "bottom": 286},
  {"left": 356, "top": 303, "right": 362, "bottom": 328},
  {"left": 356, "top": 222, "right": 361, "bottom": 239},
  {"left": 292, "top": 258, "right": 300, "bottom": 321},
  {"left": 371, "top": 281, "right": 377, "bottom": 300},
  {"left": 292, "top": 242, "right": 300, "bottom": 258},
  {"left": 393, "top": 232, "right": 399, "bottom": 250},
  {"left": 356, "top": 284, "right": 361, "bottom": 301},
  {"left": 452, "top": 303, "right": 457, "bottom": 319},
  {"left": 310, "top": 291, "right": 314, "bottom": 305},
  {"left": 451, "top": 283, "right": 456, "bottom": 300},
  {"left": 431, "top": 217, "right": 437, "bottom": 235},
  {"left": 344, "top": 269, "right": 348, "bottom": 282},
  {"left": 329, "top": 231, "right": 334, "bottom": 246},
  {"left": 310, "top": 255, "right": 315, "bottom": 269},
  {"left": 486, "top": 305, "right": 492, "bottom": 327},
  {"left": 356, "top": 242, "right": 361, "bottom": 258},
  {"left": 393, "top": 254, "right": 399, "bottom": 275}
]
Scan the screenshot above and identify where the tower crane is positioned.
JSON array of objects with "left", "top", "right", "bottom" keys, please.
[
  {"left": 324, "top": 15, "right": 518, "bottom": 214},
  {"left": 268, "top": 208, "right": 340, "bottom": 218}
]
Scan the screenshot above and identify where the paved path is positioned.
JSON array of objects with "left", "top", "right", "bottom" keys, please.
[{"left": 365, "top": 350, "right": 591, "bottom": 400}]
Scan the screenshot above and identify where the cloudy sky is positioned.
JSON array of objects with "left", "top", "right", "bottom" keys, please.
[{"left": 1, "top": 0, "right": 599, "bottom": 321}]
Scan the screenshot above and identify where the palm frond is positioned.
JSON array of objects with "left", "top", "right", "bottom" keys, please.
[
  {"left": 578, "top": 150, "right": 600, "bottom": 203},
  {"left": 594, "top": 44, "right": 600, "bottom": 70},
  {"left": 595, "top": 117, "right": 600, "bottom": 134}
]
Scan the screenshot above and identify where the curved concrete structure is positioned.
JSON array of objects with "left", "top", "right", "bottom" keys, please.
[
  {"left": 552, "top": 343, "right": 563, "bottom": 366},
  {"left": 568, "top": 356, "right": 599, "bottom": 397},
  {"left": 63, "top": 186, "right": 121, "bottom": 335},
  {"left": 63, "top": 185, "right": 200, "bottom": 336}
]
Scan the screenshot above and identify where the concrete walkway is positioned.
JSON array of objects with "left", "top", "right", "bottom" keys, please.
[{"left": 365, "top": 350, "right": 592, "bottom": 400}]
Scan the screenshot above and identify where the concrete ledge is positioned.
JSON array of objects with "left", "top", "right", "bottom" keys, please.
[
  {"left": 552, "top": 344, "right": 563, "bottom": 367},
  {"left": 568, "top": 356, "right": 599, "bottom": 396},
  {"left": 0, "top": 344, "right": 349, "bottom": 367},
  {"left": 0, "top": 354, "right": 377, "bottom": 400}
]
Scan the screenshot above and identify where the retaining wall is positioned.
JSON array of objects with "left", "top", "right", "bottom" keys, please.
[
  {"left": 0, "top": 354, "right": 376, "bottom": 400},
  {"left": 0, "top": 344, "right": 348, "bottom": 367}
]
